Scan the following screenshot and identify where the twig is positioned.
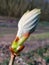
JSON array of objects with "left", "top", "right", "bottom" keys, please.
[{"left": 9, "top": 54, "right": 15, "bottom": 65}]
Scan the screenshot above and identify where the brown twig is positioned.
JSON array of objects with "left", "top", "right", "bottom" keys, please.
[{"left": 9, "top": 54, "right": 15, "bottom": 65}]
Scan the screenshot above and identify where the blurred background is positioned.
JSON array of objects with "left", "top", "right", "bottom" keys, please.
[
  {"left": 0, "top": 0, "right": 49, "bottom": 65},
  {"left": 0, "top": 0, "right": 49, "bottom": 21}
]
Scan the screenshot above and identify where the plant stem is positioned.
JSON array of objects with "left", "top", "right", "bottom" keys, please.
[{"left": 9, "top": 54, "right": 15, "bottom": 65}]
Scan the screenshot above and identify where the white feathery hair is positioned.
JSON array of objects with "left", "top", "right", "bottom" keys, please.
[{"left": 17, "top": 8, "right": 41, "bottom": 38}]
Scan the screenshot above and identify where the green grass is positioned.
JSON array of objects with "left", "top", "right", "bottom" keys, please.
[
  {"left": 38, "top": 21, "right": 49, "bottom": 27},
  {"left": 29, "top": 32, "right": 49, "bottom": 40},
  {"left": 0, "top": 21, "right": 49, "bottom": 39},
  {"left": 0, "top": 32, "right": 49, "bottom": 40}
]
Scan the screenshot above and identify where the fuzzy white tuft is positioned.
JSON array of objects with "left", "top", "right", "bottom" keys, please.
[{"left": 17, "top": 8, "right": 41, "bottom": 38}]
